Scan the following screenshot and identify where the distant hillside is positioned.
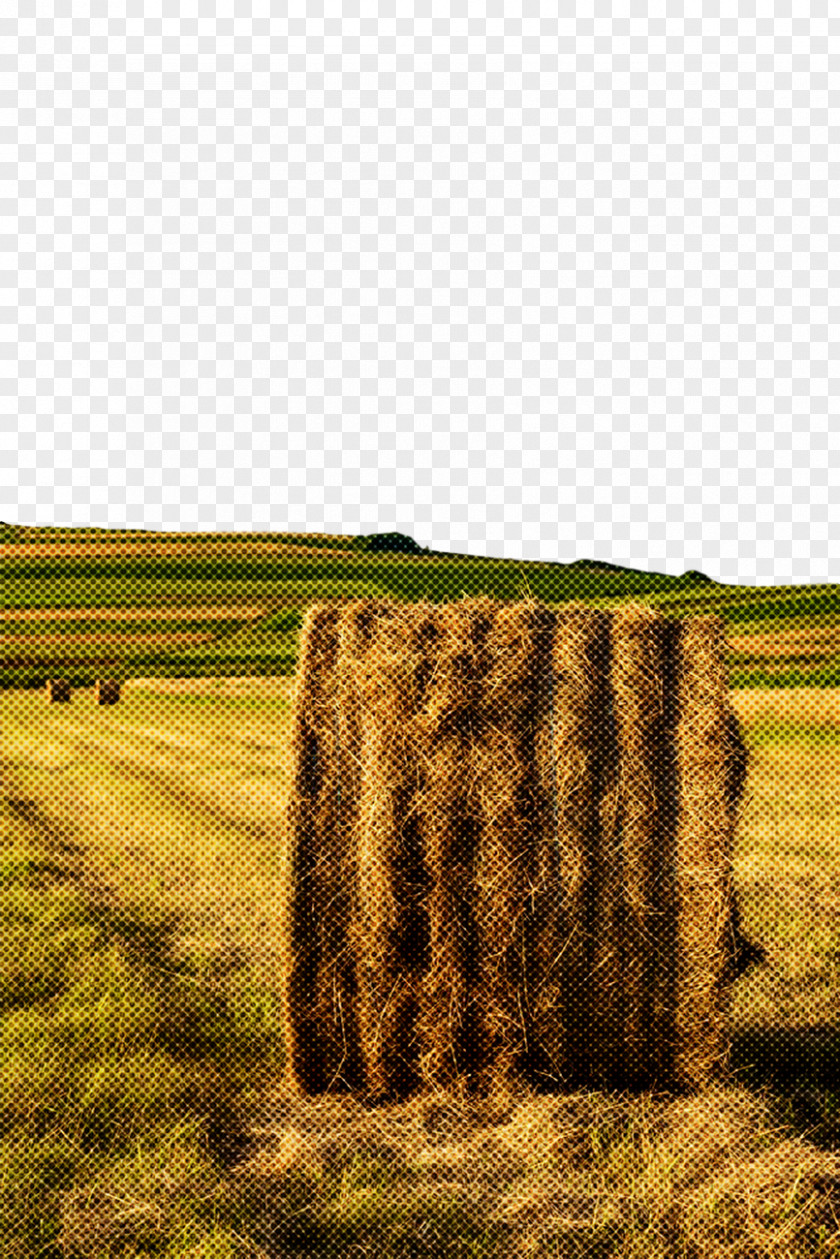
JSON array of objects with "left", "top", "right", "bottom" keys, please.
[{"left": 1, "top": 524, "right": 837, "bottom": 690}]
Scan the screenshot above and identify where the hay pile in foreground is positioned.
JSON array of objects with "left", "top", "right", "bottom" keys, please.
[
  {"left": 283, "top": 597, "right": 761, "bottom": 1102},
  {"left": 236, "top": 1080, "right": 840, "bottom": 1259}
]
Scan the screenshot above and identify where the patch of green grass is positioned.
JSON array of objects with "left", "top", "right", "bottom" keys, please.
[
  {"left": 228, "top": 1154, "right": 503, "bottom": 1259},
  {"left": 729, "top": 663, "right": 840, "bottom": 689},
  {"left": 0, "top": 649, "right": 299, "bottom": 691},
  {"left": 0, "top": 572, "right": 404, "bottom": 613},
  {"left": 0, "top": 849, "right": 285, "bottom": 1258},
  {"left": 744, "top": 719, "right": 840, "bottom": 747}
]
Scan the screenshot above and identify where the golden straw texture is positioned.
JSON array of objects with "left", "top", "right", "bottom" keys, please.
[
  {"left": 284, "top": 605, "right": 346, "bottom": 1094},
  {"left": 471, "top": 598, "right": 547, "bottom": 1093},
  {"left": 412, "top": 598, "right": 494, "bottom": 1097},
  {"left": 282, "top": 597, "right": 753, "bottom": 1101},
  {"left": 610, "top": 604, "right": 681, "bottom": 1091},
  {"left": 672, "top": 614, "right": 736, "bottom": 1091},
  {"left": 351, "top": 602, "right": 437, "bottom": 1100},
  {"left": 532, "top": 605, "right": 614, "bottom": 1090}
]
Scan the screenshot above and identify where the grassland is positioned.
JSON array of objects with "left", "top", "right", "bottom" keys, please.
[
  {"left": 3, "top": 523, "right": 840, "bottom": 1254},
  {"left": 3, "top": 524, "right": 840, "bottom": 693},
  {"left": 2, "top": 677, "right": 840, "bottom": 1256}
]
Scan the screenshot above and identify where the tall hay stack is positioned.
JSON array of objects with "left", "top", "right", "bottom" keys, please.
[
  {"left": 96, "top": 680, "right": 121, "bottom": 705},
  {"left": 283, "top": 597, "right": 758, "bottom": 1102},
  {"left": 46, "top": 679, "right": 72, "bottom": 703}
]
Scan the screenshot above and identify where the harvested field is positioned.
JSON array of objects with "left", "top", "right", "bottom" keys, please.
[
  {"left": 3, "top": 671, "right": 840, "bottom": 1256},
  {"left": 730, "top": 686, "right": 840, "bottom": 726},
  {"left": 123, "top": 674, "right": 297, "bottom": 696},
  {"left": 0, "top": 603, "right": 273, "bottom": 622},
  {"left": 0, "top": 682, "right": 297, "bottom": 970},
  {"left": 728, "top": 626, "right": 840, "bottom": 656},
  {"left": 0, "top": 632, "right": 216, "bottom": 646},
  {"left": 0, "top": 539, "right": 354, "bottom": 561}
]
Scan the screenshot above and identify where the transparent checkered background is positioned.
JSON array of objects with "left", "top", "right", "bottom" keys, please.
[{"left": 0, "top": 12, "right": 836, "bottom": 584}]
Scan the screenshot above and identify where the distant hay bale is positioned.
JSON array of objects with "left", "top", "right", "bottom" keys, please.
[
  {"left": 282, "top": 597, "right": 759, "bottom": 1102},
  {"left": 46, "top": 679, "right": 71, "bottom": 703},
  {"left": 96, "top": 680, "right": 121, "bottom": 705}
]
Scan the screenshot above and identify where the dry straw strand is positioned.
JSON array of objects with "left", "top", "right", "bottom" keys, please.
[
  {"left": 721, "top": 706, "right": 765, "bottom": 988},
  {"left": 672, "top": 614, "right": 735, "bottom": 1091}
]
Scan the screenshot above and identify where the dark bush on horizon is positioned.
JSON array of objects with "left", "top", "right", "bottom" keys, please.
[{"left": 353, "top": 531, "right": 426, "bottom": 555}]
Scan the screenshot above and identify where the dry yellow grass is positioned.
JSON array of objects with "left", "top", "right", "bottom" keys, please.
[
  {"left": 124, "top": 674, "right": 297, "bottom": 695},
  {"left": 4, "top": 672, "right": 840, "bottom": 1256},
  {"left": 236, "top": 1076, "right": 840, "bottom": 1258},
  {"left": 730, "top": 686, "right": 840, "bottom": 726}
]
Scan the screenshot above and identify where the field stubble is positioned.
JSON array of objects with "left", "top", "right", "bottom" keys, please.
[{"left": 2, "top": 678, "right": 840, "bottom": 1256}]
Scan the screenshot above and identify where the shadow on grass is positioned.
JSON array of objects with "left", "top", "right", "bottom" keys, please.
[
  {"left": 5, "top": 794, "right": 86, "bottom": 856},
  {"left": 729, "top": 1024, "right": 840, "bottom": 1149}
]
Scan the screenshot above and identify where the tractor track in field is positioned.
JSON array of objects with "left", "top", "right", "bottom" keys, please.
[
  {"left": 5, "top": 721, "right": 287, "bottom": 843},
  {"left": 0, "top": 775, "right": 127, "bottom": 911},
  {"left": 0, "top": 719, "right": 293, "bottom": 963},
  {"left": 0, "top": 698, "right": 294, "bottom": 934}
]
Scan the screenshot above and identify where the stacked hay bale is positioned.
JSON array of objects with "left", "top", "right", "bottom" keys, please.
[
  {"left": 46, "top": 679, "right": 71, "bottom": 703},
  {"left": 96, "top": 680, "right": 121, "bottom": 705},
  {"left": 282, "top": 597, "right": 760, "bottom": 1102}
]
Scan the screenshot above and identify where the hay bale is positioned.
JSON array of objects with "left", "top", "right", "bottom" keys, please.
[
  {"left": 531, "top": 606, "right": 614, "bottom": 1092},
  {"left": 412, "top": 598, "right": 495, "bottom": 1097},
  {"left": 607, "top": 605, "right": 682, "bottom": 1092},
  {"left": 284, "top": 604, "right": 361, "bottom": 1095},
  {"left": 96, "top": 680, "right": 120, "bottom": 705},
  {"left": 470, "top": 599, "right": 552, "bottom": 1094},
  {"left": 282, "top": 597, "right": 755, "bottom": 1102},
  {"left": 350, "top": 601, "right": 438, "bottom": 1100},
  {"left": 672, "top": 615, "right": 737, "bottom": 1091},
  {"left": 46, "top": 679, "right": 71, "bottom": 703}
]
